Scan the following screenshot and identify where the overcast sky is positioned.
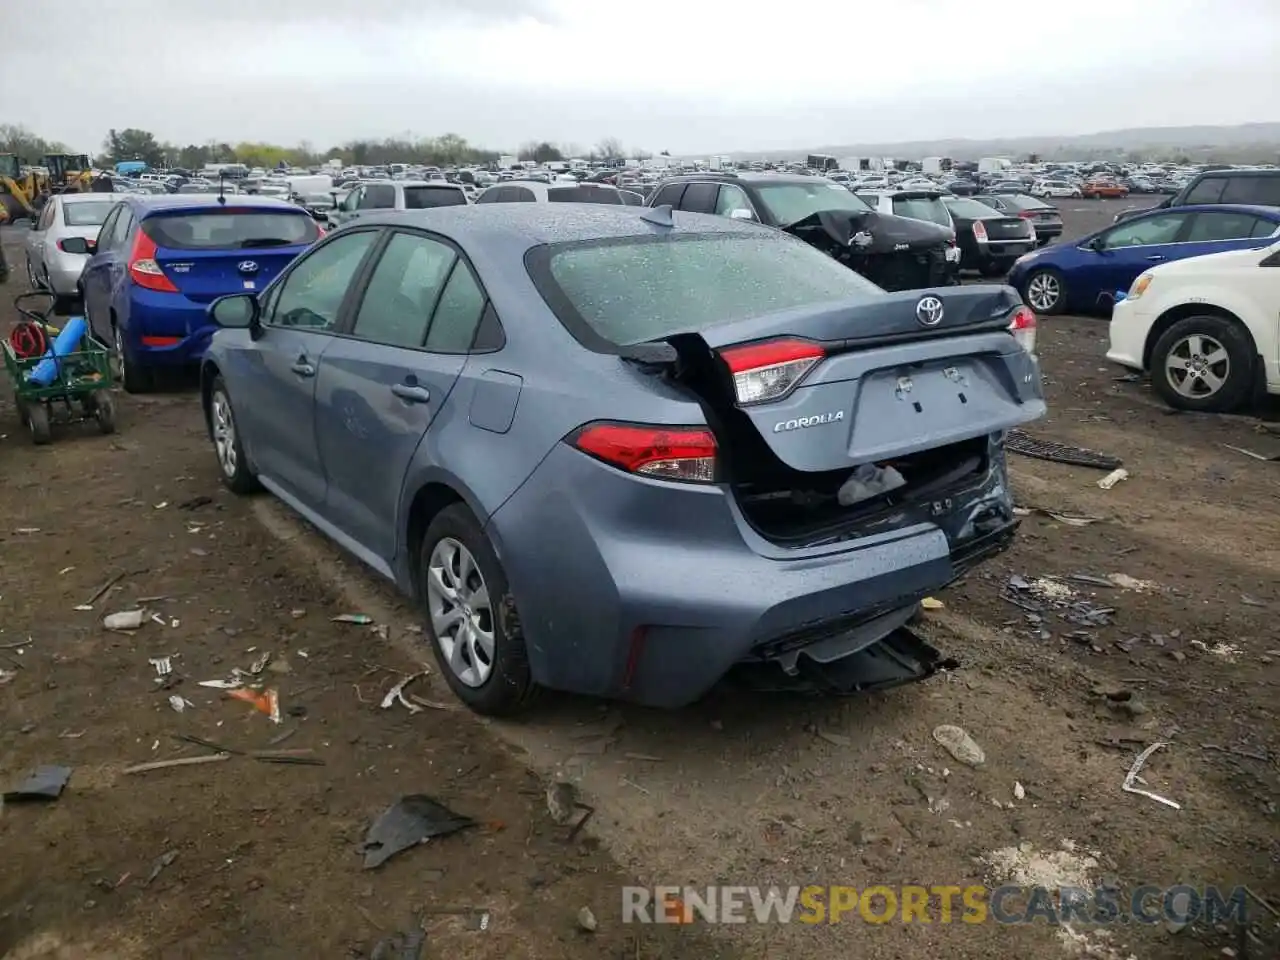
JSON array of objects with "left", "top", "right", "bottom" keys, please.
[{"left": 4, "top": 0, "right": 1277, "bottom": 156}]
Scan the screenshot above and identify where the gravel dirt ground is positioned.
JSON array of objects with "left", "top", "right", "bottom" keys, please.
[{"left": 1, "top": 199, "right": 1277, "bottom": 960}]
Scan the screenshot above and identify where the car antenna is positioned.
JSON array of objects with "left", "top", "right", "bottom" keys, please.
[
  {"left": 640, "top": 204, "right": 675, "bottom": 228},
  {"left": 217, "top": 171, "right": 227, "bottom": 206}
]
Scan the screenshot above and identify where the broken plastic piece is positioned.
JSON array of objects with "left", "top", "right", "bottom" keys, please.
[
  {"left": 837, "top": 463, "right": 906, "bottom": 506},
  {"left": 1122, "top": 741, "right": 1181, "bottom": 810},
  {"left": 332, "top": 613, "right": 374, "bottom": 624},
  {"left": 3, "top": 765, "right": 72, "bottom": 801},
  {"left": 362, "top": 795, "right": 475, "bottom": 869},
  {"left": 169, "top": 695, "right": 192, "bottom": 713},
  {"left": 227, "top": 687, "right": 281, "bottom": 723},
  {"left": 1097, "top": 468, "right": 1129, "bottom": 490},
  {"left": 932, "top": 725, "right": 985, "bottom": 767},
  {"left": 103, "top": 610, "right": 146, "bottom": 631},
  {"left": 921, "top": 597, "right": 945, "bottom": 611}
]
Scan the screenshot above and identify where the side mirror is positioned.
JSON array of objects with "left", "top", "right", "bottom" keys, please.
[
  {"left": 60, "top": 236, "right": 91, "bottom": 254},
  {"left": 728, "top": 208, "right": 755, "bottom": 221},
  {"left": 1088, "top": 235, "right": 1108, "bottom": 252},
  {"left": 209, "top": 293, "right": 260, "bottom": 331}
]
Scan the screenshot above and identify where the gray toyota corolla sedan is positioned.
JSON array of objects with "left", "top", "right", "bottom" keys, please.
[{"left": 199, "top": 204, "right": 1045, "bottom": 715}]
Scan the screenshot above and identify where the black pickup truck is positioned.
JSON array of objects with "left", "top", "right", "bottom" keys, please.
[{"left": 1113, "top": 169, "right": 1280, "bottom": 224}]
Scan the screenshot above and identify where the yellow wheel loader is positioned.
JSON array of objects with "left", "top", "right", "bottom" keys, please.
[
  {"left": 0, "top": 153, "right": 43, "bottom": 223},
  {"left": 42, "top": 154, "right": 92, "bottom": 194}
]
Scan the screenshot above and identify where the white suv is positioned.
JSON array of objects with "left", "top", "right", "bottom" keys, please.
[{"left": 1032, "top": 179, "right": 1082, "bottom": 199}]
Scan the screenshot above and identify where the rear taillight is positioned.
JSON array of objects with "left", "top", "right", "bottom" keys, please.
[
  {"left": 570, "top": 422, "right": 717, "bottom": 483},
  {"left": 1018, "top": 210, "right": 1036, "bottom": 219},
  {"left": 972, "top": 220, "right": 989, "bottom": 243},
  {"left": 718, "top": 338, "right": 825, "bottom": 405},
  {"left": 128, "top": 231, "right": 178, "bottom": 292},
  {"left": 1008, "top": 305, "right": 1037, "bottom": 354}
]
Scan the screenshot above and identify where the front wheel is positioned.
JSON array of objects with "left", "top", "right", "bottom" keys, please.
[
  {"left": 28, "top": 403, "right": 51, "bottom": 445},
  {"left": 209, "top": 377, "right": 260, "bottom": 494},
  {"left": 421, "top": 504, "right": 538, "bottom": 716},
  {"left": 1024, "top": 268, "right": 1065, "bottom": 315},
  {"left": 1151, "top": 315, "right": 1255, "bottom": 413}
]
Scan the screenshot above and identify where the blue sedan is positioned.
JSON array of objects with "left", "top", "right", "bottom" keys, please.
[
  {"left": 1008, "top": 204, "right": 1280, "bottom": 315},
  {"left": 198, "top": 205, "right": 1045, "bottom": 715},
  {"left": 79, "top": 194, "right": 321, "bottom": 392}
]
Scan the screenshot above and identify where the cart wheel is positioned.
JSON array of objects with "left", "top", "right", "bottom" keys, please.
[
  {"left": 28, "top": 403, "right": 52, "bottom": 445},
  {"left": 94, "top": 393, "right": 117, "bottom": 435}
]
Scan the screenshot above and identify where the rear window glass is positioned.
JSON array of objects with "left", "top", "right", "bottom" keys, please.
[
  {"left": 547, "top": 186, "right": 622, "bottom": 204},
  {"left": 63, "top": 200, "right": 116, "bottom": 226},
  {"left": 943, "top": 197, "right": 1001, "bottom": 218},
  {"left": 892, "top": 196, "right": 952, "bottom": 227},
  {"left": 1001, "top": 195, "right": 1052, "bottom": 212},
  {"left": 403, "top": 186, "right": 467, "bottom": 209},
  {"left": 530, "top": 233, "right": 881, "bottom": 346},
  {"left": 142, "top": 210, "right": 319, "bottom": 249}
]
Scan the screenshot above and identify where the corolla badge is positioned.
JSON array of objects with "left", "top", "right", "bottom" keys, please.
[
  {"left": 915, "top": 295, "right": 945, "bottom": 326},
  {"left": 773, "top": 410, "right": 844, "bottom": 433},
  {"left": 237, "top": 260, "right": 260, "bottom": 275}
]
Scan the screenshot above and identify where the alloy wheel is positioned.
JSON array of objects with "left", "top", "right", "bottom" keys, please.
[
  {"left": 426, "top": 538, "right": 496, "bottom": 688},
  {"left": 1166, "top": 334, "right": 1229, "bottom": 400},
  {"left": 112, "top": 324, "right": 127, "bottom": 381},
  {"left": 1026, "top": 273, "right": 1060, "bottom": 312},
  {"left": 25, "top": 258, "right": 39, "bottom": 289},
  {"left": 211, "top": 390, "right": 238, "bottom": 478}
]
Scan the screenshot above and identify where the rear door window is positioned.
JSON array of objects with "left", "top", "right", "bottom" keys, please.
[
  {"left": 715, "top": 184, "right": 757, "bottom": 219},
  {"left": 1099, "top": 213, "right": 1189, "bottom": 249},
  {"left": 892, "top": 196, "right": 951, "bottom": 227},
  {"left": 141, "top": 210, "right": 319, "bottom": 249},
  {"left": 650, "top": 184, "right": 686, "bottom": 207},
  {"left": 360, "top": 183, "right": 396, "bottom": 209},
  {"left": 678, "top": 183, "right": 719, "bottom": 214},
  {"left": 425, "top": 262, "right": 487, "bottom": 353},
  {"left": 1220, "top": 177, "right": 1280, "bottom": 206},
  {"left": 403, "top": 186, "right": 467, "bottom": 209},
  {"left": 350, "top": 232, "right": 457, "bottom": 347},
  {"left": 268, "top": 230, "right": 379, "bottom": 331},
  {"left": 1184, "top": 211, "right": 1276, "bottom": 242}
]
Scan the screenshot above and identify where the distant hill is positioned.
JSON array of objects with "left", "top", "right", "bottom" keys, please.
[{"left": 729, "top": 123, "right": 1280, "bottom": 164}]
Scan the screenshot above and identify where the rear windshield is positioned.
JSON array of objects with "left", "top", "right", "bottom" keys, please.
[
  {"left": 1000, "top": 194, "right": 1052, "bottom": 212},
  {"left": 530, "top": 233, "right": 881, "bottom": 346},
  {"left": 943, "top": 197, "right": 1002, "bottom": 219},
  {"left": 892, "top": 196, "right": 952, "bottom": 227},
  {"left": 141, "top": 210, "right": 319, "bottom": 249},
  {"left": 403, "top": 186, "right": 467, "bottom": 209},
  {"left": 547, "top": 186, "right": 622, "bottom": 204},
  {"left": 62, "top": 200, "right": 116, "bottom": 227}
]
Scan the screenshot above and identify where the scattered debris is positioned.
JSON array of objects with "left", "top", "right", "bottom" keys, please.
[
  {"left": 380, "top": 673, "right": 428, "bottom": 714},
  {"left": 3, "top": 765, "right": 73, "bottom": 801},
  {"left": 1122, "top": 742, "right": 1181, "bottom": 810},
  {"left": 198, "top": 678, "right": 243, "bottom": 690},
  {"left": 84, "top": 569, "right": 145, "bottom": 607},
  {"left": 1004, "top": 575, "right": 1115, "bottom": 628},
  {"left": 1223, "top": 441, "right": 1280, "bottom": 462},
  {"left": 168, "top": 695, "right": 192, "bottom": 713},
  {"left": 149, "top": 657, "right": 172, "bottom": 678},
  {"left": 1005, "top": 431, "right": 1122, "bottom": 470},
  {"left": 174, "top": 734, "right": 241, "bottom": 755},
  {"left": 1013, "top": 782, "right": 1026, "bottom": 801},
  {"left": 980, "top": 839, "right": 1099, "bottom": 889},
  {"left": 932, "top": 725, "right": 985, "bottom": 767},
  {"left": 577, "top": 906, "right": 598, "bottom": 933},
  {"left": 1190, "top": 639, "right": 1241, "bottom": 663},
  {"left": 123, "top": 754, "right": 231, "bottom": 775},
  {"left": 1107, "top": 572, "right": 1158, "bottom": 592},
  {"left": 920, "top": 596, "right": 945, "bottom": 611},
  {"left": 144, "top": 850, "right": 178, "bottom": 885},
  {"left": 103, "top": 610, "right": 146, "bottom": 631},
  {"left": 1041, "top": 511, "right": 1102, "bottom": 527},
  {"left": 361, "top": 795, "right": 474, "bottom": 869},
  {"left": 1240, "top": 594, "right": 1266, "bottom": 607},
  {"left": 248, "top": 651, "right": 272, "bottom": 675},
  {"left": 15, "top": 527, "right": 41, "bottom": 535},
  {"left": 1097, "top": 468, "right": 1129, "bottom": 490},
  {"left": 546, "top": 781, "right": 580, "bottom": 825},
  {"left": 333, "top": 613, "right": 374, "bottom": 625},
  {"left": 227, "top": 687, "right": 281, "bottom": 723},
  {"left": 177, "top": 495, "right": 214, "bottom": 510},
  {"left": 0, "top": 668, "right": 16, "bottom": 685}
]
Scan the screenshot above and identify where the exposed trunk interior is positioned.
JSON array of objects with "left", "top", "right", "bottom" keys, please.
[{"left": 662, "top": 335, "right": 989, "bottom": 547}]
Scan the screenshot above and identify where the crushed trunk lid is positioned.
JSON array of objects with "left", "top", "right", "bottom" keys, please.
[{"left": 782, "top": 208, "right": 951, "bottom": 255}]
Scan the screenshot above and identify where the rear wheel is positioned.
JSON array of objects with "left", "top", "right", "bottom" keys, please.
[
  {"left": 1024, "top": 268, "right": 1065, "bottom": 315},
  {"left": 210, "top": 377, "right": 259, "bottom": 494},
  {"left": 25, "top": 258, "right": 41, "bottom": 290},
  {"left": 93, "top": 392, "right": 117, "bottom": 434},
  {"left": 420, "top": 504, "right": 538, "bottom": 716},
  {"left": 1151, "top": 315, "right": 1255, "bottom": 413},
  {"left": 113, "top": 321, "right": 154, "bottom": 394}
]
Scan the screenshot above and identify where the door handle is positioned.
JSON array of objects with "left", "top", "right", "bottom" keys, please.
[
  {"left": 1145, "top": 255, "right": 1165, "bottom": 261},
  {"left": 290, "top": 359, "right": 316, "bottom": 377},
  {"left": 391, "top": 383, "right": 431, "bottom": 404}
]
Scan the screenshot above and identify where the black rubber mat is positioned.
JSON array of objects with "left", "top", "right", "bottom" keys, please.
[{"left": 1005, "top": 429, "right": 1122, "bottom": 470}]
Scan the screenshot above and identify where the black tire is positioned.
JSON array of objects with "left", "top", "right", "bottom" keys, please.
[
  {"left": 94, "top": 392, "right": 117, "bottom": 435},
  {"left": 1150, "top": 314, "right": 1255, "bottom": 414},
  {"left": 113, "top": 321, "right": 154, "bottom": 394},
  {"left": 28, "top": 403, "right": 51, "bottom": 445},
  {"left": 978, "top": 260, "right": 1009, "bottom": 278},
  {"left": 419, "top": 504, "right": 538, "bottom": 716},
  {"left": 209, "top": 376, "right": 260, "bottom": 494},
  {"left": 1023, "top": 267, "right": 1066, "bottom": 316}
]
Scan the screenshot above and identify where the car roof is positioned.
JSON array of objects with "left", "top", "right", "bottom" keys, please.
[
  {"left": 657, "top": 172, "right": 818, "bottom": 186},
  {"left": 1136, "top": 203, "right": 1280, "bottom": 219},
  {"left": 124, "top": 194, "right": 306, "bottom": 215},
  {"left": 352, "top": 203, "right": 766, "bottom": 248},
  {"left": 858, "top": 188, "right": 944, "bottom": 197},
  {"left": 398, "top": 180, "right": 465, "bottom": 189},
  {"left": 59, "top": 193, "right": 117, "bottom": 204},
  {"left": 1196, "top": 169, "right": 1280, "bottom": 179}
]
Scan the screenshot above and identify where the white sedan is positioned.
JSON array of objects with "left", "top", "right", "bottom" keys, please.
[
  {"left": 1031, "top": 179, "right": 1082, "bottom": 199},
  {"left": 1107, "top": 239, "right": 1280, "bottom": 412}
]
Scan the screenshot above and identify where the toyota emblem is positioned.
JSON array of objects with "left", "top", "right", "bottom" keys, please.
[
  {"left": 237, "top": 260, "right": 259, "bottom": 275},
  {"left": 915, "top": 295, "right": 945, "bottom": 327}
]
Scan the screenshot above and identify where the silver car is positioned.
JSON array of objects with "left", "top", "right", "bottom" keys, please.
[{"left": 23, "top": 194, "right": 118, "bottom": 307}]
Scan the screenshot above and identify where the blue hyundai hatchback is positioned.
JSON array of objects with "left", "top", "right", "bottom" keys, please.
[
  {"left": 1008, "top": 203, "right": 1280, "bottom": 316},
  {"left": 79, "top": 194, "right": 321, "bottom": 391}
]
